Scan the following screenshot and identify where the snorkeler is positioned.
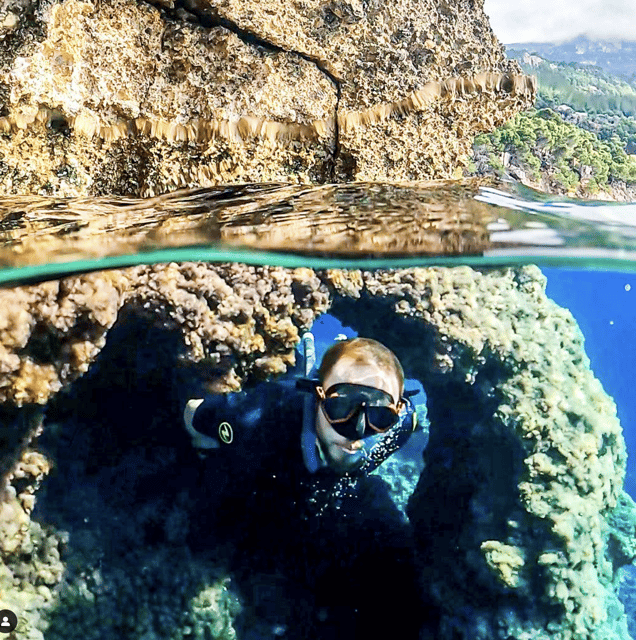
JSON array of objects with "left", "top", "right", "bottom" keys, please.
[
  {"left": 182, "top": 336, "right": 418, "bottom": 479},
  {"left": 182, "top": 337, "right": 429, "bottom": 639}
]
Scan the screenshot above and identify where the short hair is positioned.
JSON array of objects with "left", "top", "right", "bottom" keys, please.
[{"left": 318, "top": 337, "right": 404, "bottom": 394}]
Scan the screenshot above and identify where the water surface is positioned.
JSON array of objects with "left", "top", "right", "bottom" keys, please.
[
  {"left": 2, "top": 179, "right": 636, "bottom": 285},
  {"left": 1, "top": 180, "right": 635, "bottom": 640}
]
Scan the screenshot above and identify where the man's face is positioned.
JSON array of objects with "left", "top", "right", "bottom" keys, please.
[{"left": 315, "top": 355, "right": 402, "bottom": 474}]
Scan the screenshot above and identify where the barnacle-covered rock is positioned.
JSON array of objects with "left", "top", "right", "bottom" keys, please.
[
  {"left": 185, "top": 0, "right": 520, "bottom": 107},
  {"left": 0, "top": 0, "right": 337, "bottom": 195},
  {"left": 0, "top": 0, "right": 534, "bottom": 195}
]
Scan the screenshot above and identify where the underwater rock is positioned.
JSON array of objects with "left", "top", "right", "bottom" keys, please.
[
  {"left": 607, "top": 492, "right": 636, "bottom": 569},
  {"left": 0, "top": 263, "right": 630, "bottom": 639},
  {"left": 330, "top": 266, "right": 628, "bottom": 640},
  {"left": 0, "top": 0, "right": 534, "bottom": 195},
  {"left": 0, "top": 407, "right": 66, "bottom": 640},
  {"left": 0, "top": 263, "right": 330, "bottom": 406},
  {"left": 619, "top": 566, "right": 636, "bottom": 640}
]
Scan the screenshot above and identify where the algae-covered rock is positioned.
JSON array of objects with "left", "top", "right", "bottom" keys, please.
[
  {"left": 607, "top": 492, "right": 636, "bottom": 569},
  {"left": 330, "top": 265, "right": 629, "bottom": 640},
  {"left": 0, "top": 409, "right": 65, "bottom": 640},
  {"left": 0, "top": 264, "right": 330, "bottom": 406},
  {"left": 0, "top": 263, "right": 630, "bottom": 640}
]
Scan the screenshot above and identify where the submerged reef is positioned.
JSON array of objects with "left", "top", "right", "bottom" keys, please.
[
  {"left": 0, "top": 0, "right": 534, "bottom": 195},
  {"left": 0, "top": 264, "right": 330, "bottom": 405},
  {"left": 331, "top": 267, "right": 631, "bottom": 640},
  {"left": 0, "top": 263, "right": 632, "bottom": 640}
]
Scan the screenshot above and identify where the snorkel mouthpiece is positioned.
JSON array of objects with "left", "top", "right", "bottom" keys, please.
[{"left": 336, "top": 444, "right": 366, "bottom": 473}]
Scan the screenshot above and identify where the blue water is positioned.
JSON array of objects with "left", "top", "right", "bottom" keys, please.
[
  {"left": 312, "top": 269, "right": 636, "bottom": 499},
  {"left": 543, "top": 269, "right": 636, "bottom": 499}
]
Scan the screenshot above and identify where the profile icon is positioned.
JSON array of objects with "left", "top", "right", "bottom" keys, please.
[{"left": 0, "top": 610, "right": 17, "bottom": 633}]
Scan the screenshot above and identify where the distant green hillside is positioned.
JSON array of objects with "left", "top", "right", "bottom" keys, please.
[
  {"left": 468, "top": 52, "right": 636, "bottom": 197},
  {"left": 507, "top": 52, "right": 636, "bottom": 117},
  {"left": 471, "top": 108, "right": 636, "bottom": 194}
]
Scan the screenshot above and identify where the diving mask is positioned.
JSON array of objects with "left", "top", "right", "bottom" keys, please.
[{"left": 315, "top": 382, "right": 404, "bottom": 441}]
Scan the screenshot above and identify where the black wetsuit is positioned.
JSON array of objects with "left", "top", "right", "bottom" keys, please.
[{"left": 187, "top": 380, "right": 433, "bottom": 640}]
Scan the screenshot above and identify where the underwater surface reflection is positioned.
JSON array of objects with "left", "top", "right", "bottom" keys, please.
[{"left": 2, "top": 180, "right": 636, "bottom": 284}]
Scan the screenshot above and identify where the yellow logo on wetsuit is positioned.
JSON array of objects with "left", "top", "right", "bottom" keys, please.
[{"left": 218, "top": 421, "right": 233, "bottom": 444}]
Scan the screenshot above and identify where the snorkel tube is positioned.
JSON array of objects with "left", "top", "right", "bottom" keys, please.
[
  {"left": 300, "top": 332, "right": 321, "bottom": 473},
  {"left": 354, "top": 392, "right": 418, "bottom": 474}
]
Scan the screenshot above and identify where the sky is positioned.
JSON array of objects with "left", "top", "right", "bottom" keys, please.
[{"left": 483, "top": 0, "right": 636, "bottom": 44}]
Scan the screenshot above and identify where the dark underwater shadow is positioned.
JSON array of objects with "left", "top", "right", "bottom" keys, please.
[{"left": 34, "top": 313, "right": 437, "bottom": 640}]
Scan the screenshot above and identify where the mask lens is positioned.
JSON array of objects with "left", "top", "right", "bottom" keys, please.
[
  {"left": 322, "top": 396, "right": 357, "bottom": 422},
  {"left": 326, "top": 408, "right": 396, "bottom": 439},
  {"left": 365, "top": 406, "right": 399, "bottom": 431},
  {"left": 320, "top": 383, "right": 400, "bottom": 438},
  {"left": 327, "top": 413, "right": 365, "bottom": 440}
]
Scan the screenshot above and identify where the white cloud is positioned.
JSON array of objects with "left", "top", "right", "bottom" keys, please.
[{"left": 483, "top": 0, "right": 636, "bottom": 43}]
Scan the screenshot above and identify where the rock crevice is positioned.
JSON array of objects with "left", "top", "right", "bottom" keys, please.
[{"left": 167, "top": 0, "right": 343, "bottom": 85}]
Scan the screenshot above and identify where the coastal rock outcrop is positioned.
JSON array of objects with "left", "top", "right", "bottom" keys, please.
[{"left": 0, "top": 0, "right": 534, "bottom": 195}]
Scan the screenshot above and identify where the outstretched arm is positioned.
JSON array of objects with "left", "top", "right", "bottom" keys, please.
[{"left": 182, "top": 383, "right": 289, "bottom": 456}]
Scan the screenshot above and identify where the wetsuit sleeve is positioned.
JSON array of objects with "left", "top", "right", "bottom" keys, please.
[
  {"left": 186, "top": 383, "right": 294, "bottom": 454},
  {"left": 186, "top": 389, "right": 268, "bottom": 449}
]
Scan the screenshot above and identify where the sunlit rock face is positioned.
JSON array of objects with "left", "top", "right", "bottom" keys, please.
[{"left": 0, "top": 0, "right": 534, "bottom": 195}]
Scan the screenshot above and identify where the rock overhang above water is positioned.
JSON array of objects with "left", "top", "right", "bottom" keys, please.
[{"left": 0, "top": 0, "right": 535, "bottom": 195}]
